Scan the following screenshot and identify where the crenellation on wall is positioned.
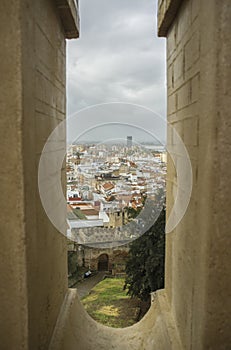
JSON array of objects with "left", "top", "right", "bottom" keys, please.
[
  {"left": 0, "top": 0, "right": 79, "bottom": 348},
  {"left": 159, "top": 0, "right": 231, "bottom": 349}
]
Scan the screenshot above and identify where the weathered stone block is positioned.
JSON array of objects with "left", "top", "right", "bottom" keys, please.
[
  {"left": 177, "top": 81, "right": 190, "bottom": 110},
  {"left": 184, "top": 31, "right": 200, "bottom": 71},
  {"left": 168, "top": 93, "right": 177, "bottom": 114}
]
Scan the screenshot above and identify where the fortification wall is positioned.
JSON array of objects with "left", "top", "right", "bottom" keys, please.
[
  {"left": 159, "top": 0, "right": 231, "bottom": 348},
  {"left": 0, "top": 1, "right": 79, "bottom": 349}
]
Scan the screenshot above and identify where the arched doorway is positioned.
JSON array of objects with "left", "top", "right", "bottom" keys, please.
[{"left": 98, "top": 254, "right": 109, "bottom": 271}]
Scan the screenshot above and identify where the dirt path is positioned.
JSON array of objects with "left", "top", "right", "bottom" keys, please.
[{"left": 75, "top": 272, "right": 106, "bottom": 299}]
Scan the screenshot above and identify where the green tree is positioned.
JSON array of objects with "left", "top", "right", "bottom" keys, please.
[
  {"left": 124, "top": 195, "right": 147, "bottom": 221},
  {"left": 125, "top": 207, "right": 165, "bottom": 301}
]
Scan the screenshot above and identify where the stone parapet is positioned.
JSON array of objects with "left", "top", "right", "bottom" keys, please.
[
  {"left": 49, "top": 289, "right": 182, "bottom": 350},
  {"left": 159, "top": 0, "right": 231, "bottom": 349}
]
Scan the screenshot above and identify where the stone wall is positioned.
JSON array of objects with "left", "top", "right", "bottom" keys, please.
[
  {"left": 0, "top": 2, "right": 28, "bottom": 348},
  {"left": 77, "top": 245, "right": 130, "bottom": 274},
  {"left": 0, "top": 1, "right": 79, "bottom": 349},
  {"left": 159, "top": 0, "right": 231, "bottom": 348},
  {"left": 24, "top": 2, "right": 67, "bottom": 347}
]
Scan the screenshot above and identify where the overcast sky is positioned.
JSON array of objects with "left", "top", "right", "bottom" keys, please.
[{"left": 67, "top": 0, "right": 166, "bottom": 144}]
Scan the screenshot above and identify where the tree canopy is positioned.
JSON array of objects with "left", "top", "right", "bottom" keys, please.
[{"left": 125, "top": 207, "right": 165, "bottom": 301}]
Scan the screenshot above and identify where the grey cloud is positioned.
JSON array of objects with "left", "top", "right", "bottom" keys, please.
[{"left": 67, "top": 0, "right": 166, "bottom": 141}]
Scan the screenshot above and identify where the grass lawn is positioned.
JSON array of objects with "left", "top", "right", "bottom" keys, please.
[{"left": 82, "top": 277, "right": 141, "bottom": 328}]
